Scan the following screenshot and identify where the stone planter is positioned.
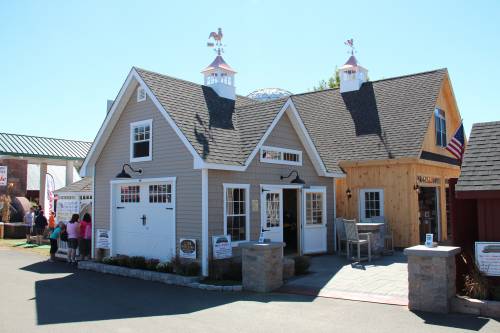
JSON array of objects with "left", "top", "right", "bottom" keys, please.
[
  {"left": 78, "top": 261, "right": 242, "bottom": 291},
  {"left": 452, "top": 295, "right": 500, "bottom": 319}
]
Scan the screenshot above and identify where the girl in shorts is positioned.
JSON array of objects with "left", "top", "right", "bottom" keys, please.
[{"left": 66, "top": 214, "right": 80, "bottom": 264}]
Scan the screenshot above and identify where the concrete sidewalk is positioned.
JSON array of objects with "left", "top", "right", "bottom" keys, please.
[{"left": 280, "top": 252, "right": 408, "bottom": 305}]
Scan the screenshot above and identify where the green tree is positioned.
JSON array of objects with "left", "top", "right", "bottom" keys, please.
[{"left": 313, "top": 67, "right": 340, "bottom": 91}]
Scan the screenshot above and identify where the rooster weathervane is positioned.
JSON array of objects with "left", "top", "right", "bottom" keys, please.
[
  {"left": 207, "top": 28, "right": 225, "bottom": 55},
  {"left": 345, "top": 38, "right": 355, "bottom": 55}
]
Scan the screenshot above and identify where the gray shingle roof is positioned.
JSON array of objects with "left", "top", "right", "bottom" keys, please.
[
  {"left": 292, "top": 69, "right": 447, "bottom": 172},
  {"left": 456, "top": 121, "right": 500, "bottom": 192},
  {"left": 135, "top": 67, "right": 447, "bottom": 173},
  {"left": 136, "top": 68, "right": 284, "bottom": 165},
  {"left": 0, "top": 133, "right": 92, "bottom": 160},
  {"left": 54, "top": 177, "right": 92, "bottom": 194}
]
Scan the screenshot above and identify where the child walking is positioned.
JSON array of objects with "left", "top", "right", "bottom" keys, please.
[{"left": 48, "top": 222, "right": 63, "bottom": 262}]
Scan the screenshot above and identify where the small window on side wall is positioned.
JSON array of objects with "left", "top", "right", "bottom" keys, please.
[
  {"left": 435, "top": 108, "right": 447, "bottom": 147},
  {"left": 130, "top": 119, "right": 152, "bottom": 162},
  {"left": 360, "top": 189, "right": 384, "bottom": 221},
  {"left": 137, "top": 87, "right": 146, "bottom": 102},
  {"left": 224, "top": 184, "right": 250, "bottom": 243}
]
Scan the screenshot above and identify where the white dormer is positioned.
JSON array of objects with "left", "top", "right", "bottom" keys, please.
[
  {"left": 201, "top": 55, "right": 236, "bottom": 100},
  {"left": 339, "top": 55, "right": 368, "bottom": 93}
]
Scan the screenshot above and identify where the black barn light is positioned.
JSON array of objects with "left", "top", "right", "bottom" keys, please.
[
  {"left": 116, "top": 163, "right": 143, "bottom": 178},
  {"left": 280, "top": 170, "right": 305, "bottom": 185}
]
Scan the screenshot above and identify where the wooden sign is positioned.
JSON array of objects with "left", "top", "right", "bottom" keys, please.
[{"left": 416, "top": 175, "right": 440, "bottom": 185}]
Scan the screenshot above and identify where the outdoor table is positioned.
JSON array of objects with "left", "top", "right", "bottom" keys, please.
[{"left": 356, "top": 222, "right": 386, "bottom": 255}]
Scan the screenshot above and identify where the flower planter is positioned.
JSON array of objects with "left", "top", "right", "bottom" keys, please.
[{"left": 78, "top": 261, "right": 242, "bottom": 291}]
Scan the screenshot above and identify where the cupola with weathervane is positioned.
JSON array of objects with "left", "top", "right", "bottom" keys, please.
[
  {"left": 201, "top": 28, "right": 236, "bottom": 100},
  {"left": 339, "top": 39, "right": 368, "bottom": 93}
]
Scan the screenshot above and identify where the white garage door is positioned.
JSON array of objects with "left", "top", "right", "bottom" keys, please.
[{"left": 112, "top": 179, "right": 175, "bottom": 261}]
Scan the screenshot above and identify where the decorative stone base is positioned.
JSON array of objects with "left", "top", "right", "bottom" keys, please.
[
  {"left": 240, "top": 242, "right": 284, "bottom": 292},
  {"left": 404, "top": 245, "right": 460, "bottom": 313},
  {"left": 452, "top": 295, "right": 500, "bottom": 319},
  {"left": 78, "top": 261, "right": 242, "bottom": 291}
]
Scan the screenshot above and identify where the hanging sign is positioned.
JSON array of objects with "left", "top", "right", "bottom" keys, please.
[
  {"left": 212, "top": 235, "right": 232, "bottom": 259},
  {"left": 0, "top": 166, "right": 7, "bottom": 186},
  {"left": 96, "top": 229, "right": 111, "bottom": 249},
  {"left": 179, "top": 238, "right": 197, "bottom": 259},
  {"left": 416, "top": 175, "right": 440, "bottom": 185},
  {"left": 475, "top": 242, "right": 500, "bottom": 276}
]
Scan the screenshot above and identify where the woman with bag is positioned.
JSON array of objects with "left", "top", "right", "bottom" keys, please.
[{"left": 66, "top": 214, "right": 80, "bottom": 264}]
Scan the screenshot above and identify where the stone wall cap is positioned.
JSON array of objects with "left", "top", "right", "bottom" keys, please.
[
  {"left": 404, "top": 245, "right": 461, "bottom": 257},
  {"left": 239, "top": 241, "right": 285, "bottom": 250}
]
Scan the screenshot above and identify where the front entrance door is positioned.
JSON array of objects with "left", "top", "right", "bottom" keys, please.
[
  {"left": 418, "top": 186, "right": 440, "bottom": 242},
  {"left": 261, "top": 188, "right": 283, "bottom": 242},
  {"left": 301, "top": 187, "right": 327, "bottom": 254},
  {"left": 113, "top": 180, "right": 175, "bottom": 261}
]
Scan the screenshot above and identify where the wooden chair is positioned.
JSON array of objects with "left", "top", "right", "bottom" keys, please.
[
  {"left": 371, "top": 216, "right": 394, "bottom": 254},
  {"left": 343, "top": 219, "right": 371, "bottom": 262},
  {"left": 335, "top": 218, "right": 347, "bottom": 254}
]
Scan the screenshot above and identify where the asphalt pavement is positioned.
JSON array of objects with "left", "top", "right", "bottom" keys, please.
[{"left": 0, "top": 245, "right": 499, "bottom": 333}]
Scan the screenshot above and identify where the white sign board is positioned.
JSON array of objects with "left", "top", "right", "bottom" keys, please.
[
  {"left": 475, "top": 242, "right": 500, "bottom": 276},
  {"left": 96, "top": 229, "right": 111, "bottom": 249},
  {"left": 179, "top": 238, "right": 197, "bottom": 259},
  {"left": 56, "top": 199, "right": 80, "bottom": 224},
  {"left": 212, "top": 235, "right": 232, "bottom": 259},
  {"left": 0, "top": 166, "right": 7, "bottom": 186},
  {"left": 425, "top": 233, "right": 434, "bottom": 247}
]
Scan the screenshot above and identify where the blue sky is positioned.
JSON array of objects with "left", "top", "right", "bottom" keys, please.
[{"left": 1, "top": 0, "right": 499, "bottom": 142}]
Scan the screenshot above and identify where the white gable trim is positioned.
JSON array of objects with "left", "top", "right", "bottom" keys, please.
[{"left": 80, "top": 68, "right": 203, "bottom": 177}]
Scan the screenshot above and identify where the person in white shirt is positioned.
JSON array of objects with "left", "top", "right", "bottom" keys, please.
[{"left": 24, "top": 207, "right": 34, "bottom": 242}]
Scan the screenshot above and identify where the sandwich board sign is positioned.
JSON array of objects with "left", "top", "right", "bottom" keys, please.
[
  {"left": 212, "top": 235, "right": 232, "bottom": 259},
  {"left": 475, "top": 242, "right": 500, "bottom": 276}
]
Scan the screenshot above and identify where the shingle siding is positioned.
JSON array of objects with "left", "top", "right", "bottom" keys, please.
[{"left": 94, "top": 89, "right": 202, "bottom": 253}]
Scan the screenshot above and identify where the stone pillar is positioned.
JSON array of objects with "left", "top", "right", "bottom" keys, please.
[
  {"left": 65, "top": 160, "right": 74, "bottom": 186},
  {"left": 240, "top": 242, "right": 284, "bottom": 292},
  {"left": 39, "top": 163, "right": 47, "bottom": 207},
  {"left": 404, "top": 245, "right": 461, "bottom": 313}
]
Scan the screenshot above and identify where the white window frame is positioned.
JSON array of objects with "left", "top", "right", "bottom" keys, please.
[
  {"left": 304, "top": 187, "right": 327, "bottom": 226},
  {"left": 137, "top": 86, "right": 147, "bottom": 102},
  {"left": 259, "top": 146, "right": 302, "bottom": 166},
  {"left": 223, "top": 183, "right": 250, "bottom": 246},
  {"left": 435, "top": 108, "right": 447, "bottom": 147},
  {"left": 130, "top": 119, "right": 153, "bottom": 163},
  {"left": 359, "top": 188, "right": 384, "bottom": 221}
]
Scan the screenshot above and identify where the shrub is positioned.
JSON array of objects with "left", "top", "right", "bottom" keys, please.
[
  {"left": 116, "top": 255, "right": 130, "bottom": 267},
  {"left": 102, "top": 256, "right": 118, "bottom": 266},
  {"left": 180, "top": 261, "right": 200, "bottom": 276},
  {"left": 128, "top": 256, "right": 147, "bottom": 269},
  {"left": 293, "top": 255, "right": 311, "bottom": 275},
  {"left": 145, "top": 258, "right": 160, "bottom": 271},
  {"left": 156, "top": 261, "right": 174, "bottom": 273},
  {"left": 461, "top": 253, "right": 490, "bottom": 300}
]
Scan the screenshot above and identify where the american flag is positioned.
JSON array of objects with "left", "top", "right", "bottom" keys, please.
[{"left": 446, "top": 123, "right": 465, "bottom": 162}]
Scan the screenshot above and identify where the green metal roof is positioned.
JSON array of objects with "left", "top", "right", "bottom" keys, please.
[{"left": 0, "top": 132, "right": 92, "bottom": 160}]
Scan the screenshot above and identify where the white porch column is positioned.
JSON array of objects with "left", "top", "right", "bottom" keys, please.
[
  {"left": 39, "top": 162, "right": 47, "bottom": 208},
  {"left": 65, "top": 160, "right": 74, "bottom": 186},
  {"left": 201, "top": 168, "right": 209, "bottom": 276}
]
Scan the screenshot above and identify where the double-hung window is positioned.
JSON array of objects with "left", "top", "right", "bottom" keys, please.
[
  {"left": 130, "top": 119, "right": 152, "bottom": 162},
  {"left": 359, "top": 189, "right": 384, "bottom": 220},
  {"left": 435, "top": 108, "right": 447, "bottom": 147},
  {"left": 223, "top": 184, "right": 250, "bottom": 243}
]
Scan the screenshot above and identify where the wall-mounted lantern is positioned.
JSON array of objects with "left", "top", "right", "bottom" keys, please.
[
  {"left": 116, "top": 163, "right": 143, "bottom": 179},
  {"left": 346, "top": 188, "right": 352, "bottom": 199}
]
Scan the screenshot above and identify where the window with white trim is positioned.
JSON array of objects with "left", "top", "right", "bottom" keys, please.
[
  {"left": 137, "top": 86, "right": 146, "bottom": 102},
  {"left": 149, "top": 184, "right": 172, "bottom": 203},
  {"left": 224, "top": 184, "right": 250, "bottom": 242},
  {"left": 260, "top": 146, "right": 302, "bottom": 166},
  {"left": 360, "top": 189, "right": 384, "bottom": 220},
  {"left": 435, "top": 108, "right": 447, "bottom": 147},
  {"left": 120, "top": 185, "right": 140, "bottom": 203},
  {"left": 130, "top": 119, "right": 152, "bottom": 162},
  {"left": 305, "top": 192, "right": 324, "bottom": 225}
]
